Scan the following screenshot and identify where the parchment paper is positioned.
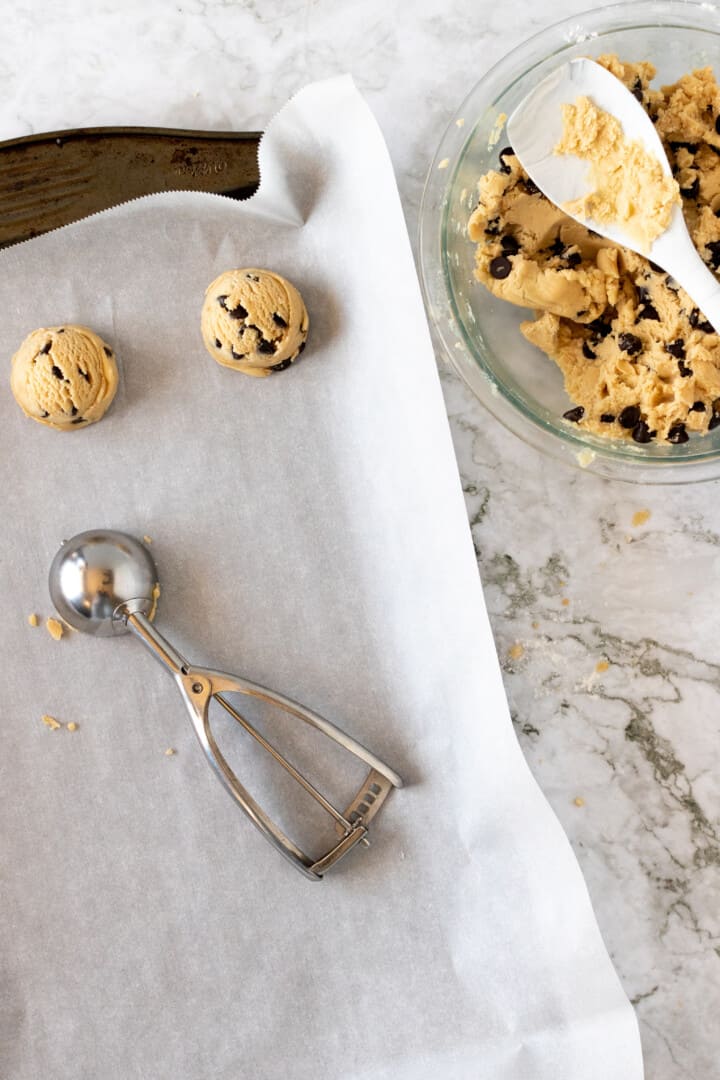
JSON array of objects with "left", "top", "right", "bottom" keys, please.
[{"left": 0, "top": 77, "right": 643, "bottom": 1080}]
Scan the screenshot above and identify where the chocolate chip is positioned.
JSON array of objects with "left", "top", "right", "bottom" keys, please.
[
  {"left": 582, "top": 341, "right": 596, "bottom": 359},
  {"left": 269, "top": 358, "right": 293, "bottom": 372},
  {"left": 40, "top": 410, "right": 49, "bottom": 418},
  {"left": 70, "top": 405, "right": 78, "bottom": 416},
  {"left": 215, "top": 338, "right": 222, "bottom": 349},
  {"left": 257, "top": 339, "right": 275, "bottom": 355},
  {"left": 500, "top": 234, "right": 520, "bottom": 256},
  {"left": 636, "top": 286, "right": 650, "bottom": 303},
  {"left": 716, "top": 115, "right": 720, "bottom": 136},
  {"left": 690, "top": 401, "right": 706, "bottom": 412},
  {"left": 689, "top": 308, "right": 714, "bottom": 333},
  {"left": 632, "top": 421, "right": 655, "bottom": 443},
  {"left": 562, "top": 406, "right": 584, "bottom": 422},
  {"left": 217, "top": 295, "right": 229, "bottom": 309},
  {"left": 665, "top": 276, "right": 679, "bottom": 292},
  {"left": 78, "top": 367, "right": 90, "bottom": 383},
  {"left": 710, "top": 413, "right": 720, "bottom": 430},
  {"left": 618, "top": 405, "right": 641, "bottom": 429},
  {"left": 565, "top": 250, "right": 582, "bottom": 268},
  {"left": 667, "top": 424, "right": 689, "bottom": 444},
  {"left": 272, "top": 312, "right": 288, "bottom": 328},
  {"left": 51, "top": 365, "right": 63, "bottom": 379},
  {"left": 706, "top": 241, "right": 720, "bottom": 269},
  {"left": 57, "top": 328, "right": 65, "bottom": 333},
  {"left": 678, "top": 360, "right": 693, "bottom": 377},
  {"left": 665, "top": 339, "right": 686, "bottom": 359},
  {"left": 228, "top": 304, "right": 248, "bottom": 320},
  {"left": 648, "top": 260, "right": 663, "bottom": 273},
  {"left": 549, "top": 236, "right": 565, "bottom": 256},
  {"left": 71, "top": 416, "right": 85, "bottom": 425},
  {"left": 600, "top": 413, "right": 616, "bottom": 423},
  {"left": 680, "top": 177, "right": 699, "bottom": 199},
  {"left": 631, "top": 77, "right": 643, "bottom": 102},
  {"left": 669, "top": 141, "right": 698, "bottom": 153},
  {"left": 618, "top": 332, "right": 642, "bottom": 355},
  {"left": 230, "top": 348, "right": 244, "bottom": 359},
  {"left": 588, "top": 317, "right": 612, "bottom": 338},
  {"left": 103, "top": 346, "right": 112, "bottom": 357},
  {"left": 637, "top": 304, "right": 660, "bottom": 322},
  {"left": 524, "top": 177, "right": 540, "bottom": 195},
  {"left": 40, "top": 341, "right": 52, "bottom": 354},
  {"left": 484, "top": 217, "right": 501, "bottom": 236},
  {"left": 298, "top": 341, "right": 306, "bottom": 354},
  {"left": 489, "top": 255, "right": 512, "bottom": 280},
  {"left": 498, "top": 146, "right": 514, "bottom": 174},
  {"left": 245, "top": 273, "right": 260, "bottom": 282}
]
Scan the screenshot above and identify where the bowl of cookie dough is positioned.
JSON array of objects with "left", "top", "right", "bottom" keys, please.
[{"left": 419, "top": 0, "right": 720, "bottom": 482}]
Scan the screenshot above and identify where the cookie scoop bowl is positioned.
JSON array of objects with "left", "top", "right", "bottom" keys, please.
[{"left": 419, "top": 0, "right": 720, "bottom": 483}]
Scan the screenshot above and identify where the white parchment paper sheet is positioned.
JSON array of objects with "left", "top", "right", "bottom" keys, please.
[{"left": 0, "top": 77, "right": 643, "bottom": 1080}]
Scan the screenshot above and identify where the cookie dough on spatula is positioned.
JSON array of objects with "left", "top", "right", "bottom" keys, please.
[
  {"left": 201, "top": 268, "right": 309, "bottom": 376},
  {"left": 11, "top": 325, "right": 118, "bottom": 430}
]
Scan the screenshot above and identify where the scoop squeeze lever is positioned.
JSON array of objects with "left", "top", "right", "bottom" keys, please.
[{"left": 48, "top": 529, "right": 402, "bottom": 880}]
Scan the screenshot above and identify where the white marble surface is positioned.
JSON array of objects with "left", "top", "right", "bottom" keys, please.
[{"left": 3, "top": 1, "right": 718, "bottom": 1076}]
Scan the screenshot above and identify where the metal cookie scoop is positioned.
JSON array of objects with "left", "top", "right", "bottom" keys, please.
[{"left": 49, "top": 529, "right": 402, "bottom": 880}]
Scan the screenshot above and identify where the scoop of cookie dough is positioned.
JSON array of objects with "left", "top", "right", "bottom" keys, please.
[
  {"left": 201, "top": 268, "right": 309, "bottom": 377},
  {"left": 10, "top": 325, "right": 119, "bottom": 431}
]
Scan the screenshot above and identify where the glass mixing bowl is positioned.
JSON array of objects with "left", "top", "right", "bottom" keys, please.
[{"left": 419, "top": 0, "right": 720, "bottom": 483}]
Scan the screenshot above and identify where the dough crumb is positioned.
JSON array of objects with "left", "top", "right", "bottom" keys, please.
[
  {"left": 41, "top": 714, "right": 62, "bottom": 731},
  {"left": 488, "top": 111, "right": 507, "bottom": 149},
  {"left": 438, "top": 157, "right": 450, "bottom": 170},
  {"left": 45, "top": 617, "right": 64, "bottom": 641},
  {"left": 561, "top": 598, "right": 570, "bottom": 607},
  {"left": 67, "top": 722, "right": 78, "bottom": 732},
  {"left": 143, "top": 534, "right": 153, "bottom": 545},
  {"left": 455, "top": 117, "right": 465, "bottom": 128},
  {"left": 531, "top": 621, "right": 540, "bottom": 630},
  {"left": 632, "top": 509, "right": 651, "bottom": 527},
  {"left": 573, "top": 796, "right": 585, "bottom": 808},
  {"left": 165, "top": 747, "right": 176, "bottom": 756},
  {"left": 508, "top": 642, "right": 525, "bottom": 660},
  {"left": 596, "top": 660, "right": 610, "bottom": 673},
  {"left": 27, "top": 613, "right": 38, "bottom": 627},
  {"left": 148, "top": 582, "right": 161, "bottom": 621}
]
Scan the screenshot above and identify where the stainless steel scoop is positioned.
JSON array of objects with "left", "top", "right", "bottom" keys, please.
[{"left": 49, "top": 529, "right": 402, "bottom": 880}]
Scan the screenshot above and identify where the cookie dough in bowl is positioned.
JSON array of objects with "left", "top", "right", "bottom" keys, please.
[
  {"left": 419, "top": 3, "right": 720, "bottom": 482},
  {"left": 201, "top": 268, "right": 309, "bottom": 376},
  {"left": 10, "top": 325, "right": 118, "bottom": 430}
]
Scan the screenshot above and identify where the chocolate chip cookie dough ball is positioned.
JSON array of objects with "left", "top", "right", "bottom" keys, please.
[
  {"left": 10, "top": 325, "right": 119, "bottom": 431},
  {"left": 201, "top": 268, "right": 309, "bottom": 377}
]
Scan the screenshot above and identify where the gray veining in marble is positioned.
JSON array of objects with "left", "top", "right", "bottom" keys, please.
[{"left": 2, "top": 1, "right": 719, "bottom": 1075}]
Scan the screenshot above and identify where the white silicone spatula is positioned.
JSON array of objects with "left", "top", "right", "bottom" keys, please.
[{"left": 506, "top": 57, "right": 720, "bottom": 332}]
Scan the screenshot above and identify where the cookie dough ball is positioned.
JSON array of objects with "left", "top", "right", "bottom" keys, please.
[
  {"left": 201, "top": 268, "right": 309, "bottom": 377},
  {"left": 11, "top": 325, "right": 118, "bottom": 431}
]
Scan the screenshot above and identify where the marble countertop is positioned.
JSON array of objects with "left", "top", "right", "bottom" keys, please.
[{"left": 4, "top": 1, "right": 718, "bottom": 1076}]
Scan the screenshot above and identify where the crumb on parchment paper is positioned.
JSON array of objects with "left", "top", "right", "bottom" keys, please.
[
  {"left": 632, "top": 509, "right": 651, "bottom": 527},
  {"left": 596, "top": 660, "right": 610, "bottom": 673},
  {"left": 45, "top": 617, "right": 64, "bottom": 641},
  {"left": 165, "top": 748, "right": 176, "bottom": 756},
  {"left": 143, "top": 535, "right": 153, "bottom": 544},
  {"left": 28, "top": 613, "right": 38, "bottom": 627},
  {"left": 574, "top": 796, "right": 585, "bottom": 808},
  {"left": 41, "top": 714, "right": 62, "bottom": 730},
  {"left": 508, "top": 643, "right": 525, "bottom": 660}
]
